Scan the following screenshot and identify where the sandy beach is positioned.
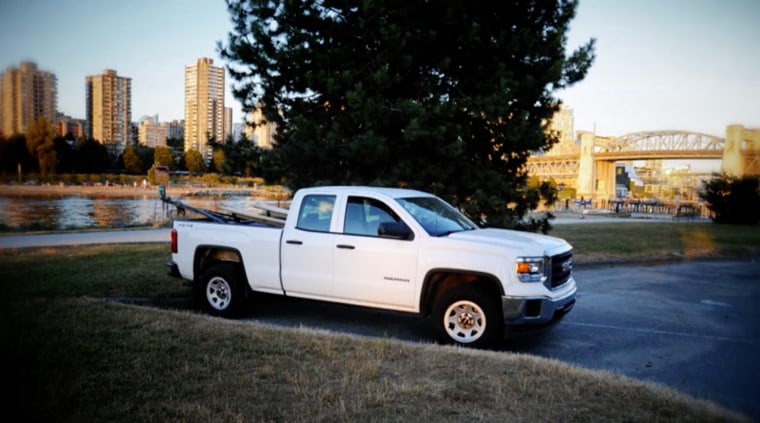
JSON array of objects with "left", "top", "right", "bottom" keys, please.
[{"left": 0, "top": 183, "right": 160, "bottom": 198}]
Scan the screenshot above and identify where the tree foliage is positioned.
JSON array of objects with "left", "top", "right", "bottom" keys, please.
[
  {"left": 53, "top": 136, "right": 76, "bottom": 173},
  {"left": 184, "top": 149, "right": 206, "bottom": 174},
  {"left": 699, "top": 173, "right": 760, "bottom": 225},
  {"left": 75, "top": 138, "right": 109, "bottom": 174},
  {"left": 215, "top": 137, "right": 263, "bottom": 177},
  {"left": 1, "top": 133, "right": 113, "bottom": 175},
  {"left": 154, "top": 147, "right": 175, "bottom": 170},
  {"left": 221, "top": 0, "right": 594, "bottom": 228},
  {"left": 26, "top": 117, "right": 57, "bottom": 176},
  {"left": 0, "top": 134, "right": 34, "bottom": 174},
  {"left": 212, "top": 149, "right": 226, "bottom": 173},
  {"left": 123, "top": 146, "right": 143, "bottom": 174}
]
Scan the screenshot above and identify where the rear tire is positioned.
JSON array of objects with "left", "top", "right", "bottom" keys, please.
[
  {"left": 198, "top": 262, "right": 246, "bottom": 318},
  {"left": 432, "top": 285, "right": 503, "bottom": 348}
]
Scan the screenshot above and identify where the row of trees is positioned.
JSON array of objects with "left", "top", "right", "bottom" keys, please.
[
  {"left": 0, "top": 119, "right": 110, "bottom": 175},
  {"left": 123, "top": 137, "right": 272, "bottom": 179},
  {"left": 3, "top": 120, "right": 756, "bottom": 226},
  {"left": 0, "top": 117, "right": 272, "bottom": 180}
]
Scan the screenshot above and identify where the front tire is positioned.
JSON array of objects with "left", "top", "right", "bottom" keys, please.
[
  {"left": 198, "top": 262, "right": 246, "bottom": 318},
  {"left": 432, "top": 285, "right": 503, "bottom": 348}
]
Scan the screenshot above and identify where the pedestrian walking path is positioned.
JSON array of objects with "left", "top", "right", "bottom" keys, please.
[
  {"left": 0, "top": 211, "right": 708, "bottom": 249},
  {"left": 0, "top": 228, "right": 171, "bottom": 249},
  {"left": 551, "top": 211, "right": 710, "bottom": 224}
]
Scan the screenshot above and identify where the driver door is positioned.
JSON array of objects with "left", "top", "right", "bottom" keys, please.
[{"left": 332, "top": 196, "right": 419, "bottom": 311}]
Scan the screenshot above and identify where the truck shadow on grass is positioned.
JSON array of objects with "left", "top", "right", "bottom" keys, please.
[{"left": 116, "top": 293, "right": 554, "bottom": 352}]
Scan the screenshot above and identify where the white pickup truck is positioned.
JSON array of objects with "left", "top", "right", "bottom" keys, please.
[{"left": 166, "top": 186, "right": 576, "bottom": 347}]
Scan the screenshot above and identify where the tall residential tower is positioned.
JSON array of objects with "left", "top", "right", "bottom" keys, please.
[
  {"left": 86, "top": 69, "right": 132, "bottom": 156},
  {"left": 0, "top": 61, "right": 57, "bottom": 136},
  {"left": 245, "top": 107, "right": 277, "bottom": 149},
  {"left": 184, "top": 57, "right": 225, "bottom": 158}
]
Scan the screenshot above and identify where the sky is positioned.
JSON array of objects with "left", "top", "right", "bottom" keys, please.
[{"left": 1, "top": 0, "right": 758, "bottom": 137}]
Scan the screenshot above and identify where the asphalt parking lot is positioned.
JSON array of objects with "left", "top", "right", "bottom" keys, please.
[{"left": 518, "top": 260, "right": 760, "bottom": 420}]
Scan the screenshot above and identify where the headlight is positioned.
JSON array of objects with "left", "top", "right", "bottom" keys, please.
[{"left": 516, "top": 257, "right": 547, "bottom": 283}]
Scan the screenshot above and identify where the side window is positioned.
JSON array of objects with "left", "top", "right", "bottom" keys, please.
[
  {"left": 296, "top": 194, "right": 335, "bottom": 232},
  {"left": 343, "top": 196, "right": 401, "bottom": 237}
]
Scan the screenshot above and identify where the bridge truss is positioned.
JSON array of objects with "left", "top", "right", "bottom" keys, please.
[
  {"left": 525, "top": 155, "right": 578, "bottom": 183},
  {"left": 594, "top": 131, "right": 725, "bottom": 160},
  {"left": 526, "top": 130, "right": 727, "bottom": 188}
]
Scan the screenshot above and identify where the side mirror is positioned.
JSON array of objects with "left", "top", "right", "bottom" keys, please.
[{"left": 377, "top": 221, "right": 414, "bottom": 240}]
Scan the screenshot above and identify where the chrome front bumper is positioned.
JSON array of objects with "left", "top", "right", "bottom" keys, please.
[{"left": 501, "top": 288, "right": 576, "bottom": 326}]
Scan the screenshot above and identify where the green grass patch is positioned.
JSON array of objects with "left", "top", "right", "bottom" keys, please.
[
  {"left": 552, "top": 222, "right": 760, "bottom": 264},
  {"left": 0, "top": 244, "right": 186, "bottom": 304}
]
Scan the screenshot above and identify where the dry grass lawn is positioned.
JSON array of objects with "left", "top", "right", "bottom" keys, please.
[{"left": 1, "top": 221, "right": 758, "bottom": 422}]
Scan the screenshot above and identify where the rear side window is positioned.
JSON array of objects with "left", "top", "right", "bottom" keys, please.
[{"left": 296, "top": 194, "right": 335, "bottom": 232}]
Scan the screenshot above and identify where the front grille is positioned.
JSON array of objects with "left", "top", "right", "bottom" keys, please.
[{"left": 547, "top": 250, "right": 573, "bottom": 289}]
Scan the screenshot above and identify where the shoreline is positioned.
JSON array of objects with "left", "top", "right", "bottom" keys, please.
[{"left": 0, "top": 184, "right": 289, "bottom": 199}]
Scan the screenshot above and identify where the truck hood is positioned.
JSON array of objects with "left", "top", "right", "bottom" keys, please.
[{"left": 447, "top": 228, "right": 572, "bottom": 257}]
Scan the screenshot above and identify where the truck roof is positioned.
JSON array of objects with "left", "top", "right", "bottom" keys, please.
[{"left": 297, "top": 185, "right": 434, "bottom": 199}]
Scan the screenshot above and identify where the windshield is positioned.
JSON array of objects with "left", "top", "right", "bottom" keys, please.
[{"left": 395, "top": 196, "right": 478, "bottom": 236}]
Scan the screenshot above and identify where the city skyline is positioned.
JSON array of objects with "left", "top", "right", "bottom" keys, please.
[{"left": 1, "top": 0, "right": 758, "bottom": 137}]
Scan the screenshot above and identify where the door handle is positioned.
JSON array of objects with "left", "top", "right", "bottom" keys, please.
[
  {"left": 286, "top": 240, "right": 303, "bottom": 245},
  {"left": 336, "top": 244, "right": 355, "bottom": 250}
]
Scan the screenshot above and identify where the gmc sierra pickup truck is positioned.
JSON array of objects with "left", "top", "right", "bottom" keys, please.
[{"left": 166, "top": 186, "right": 576, "bottom": 347}]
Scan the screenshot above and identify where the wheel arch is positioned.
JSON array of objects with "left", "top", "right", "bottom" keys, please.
[
  {"left": 419, "top": 269, "right": 504, "bottom": 316},
  {"left": 193, "top": 245, "right": 251, "bottom": 295},
  {"left": 194, "top": 245, "right": 244, "bottom": 274}
]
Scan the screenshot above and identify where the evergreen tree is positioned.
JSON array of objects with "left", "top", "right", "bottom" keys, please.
[
  {"left": 221, "top": 0, "right": 594, "bottom": 228},
  {"left": 699, "top": 173, "right": 760, "bottom": 225},
  {"left": 219, "top": 137, "right": 262, "bottom": 177}
]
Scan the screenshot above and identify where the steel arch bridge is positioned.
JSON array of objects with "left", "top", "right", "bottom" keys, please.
[
  {"left": 528, "top": 125, "right": 759, "bottom": 202},
  {"left": 593, "top": 131, "right": 725, "bottom": 161},
  {"left": 526, "top": 130, "right": 729, "bottom": 200}
]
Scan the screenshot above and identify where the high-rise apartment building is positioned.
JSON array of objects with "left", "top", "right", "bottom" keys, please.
[
  {"left": 161, "top": 119, "right": 184, "bottom": 141},
  {"left": 184, "top": 57, "right": 225, "bottom": 157},
  {"left": 545, "top": 104, "right": 579, "bottom": 156},
  {"left": 224, "top": 106, "right": 232, "bottom": 142},
  {"left": 245, "top": 107, "right": 277, "bottom": 149},
  {"left": 137, "top": 115, "right": 166, "bottom": 148},
  {"left": 550, "top": 104, "right": 574, "bottom": 144},
  {"left": 86, "top": 69, "right": 132, "bottom": 156},
  {"left": 0, "top": 61, "right": 57, "bottom": 136},
  {"left": 56, "top": 113, "right": 87, "bottom": 138}
]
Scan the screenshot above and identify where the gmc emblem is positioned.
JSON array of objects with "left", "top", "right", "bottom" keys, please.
[{"left": 561, "top": 259, "right": 573, "bottom": 273}]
